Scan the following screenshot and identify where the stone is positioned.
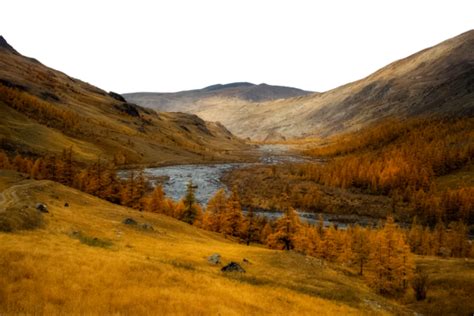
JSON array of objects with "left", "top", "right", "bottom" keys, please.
[
  {"left": 114, "top": 103, "right": 140, "bottom": 117},
  {"left": 122, "top": 217, "right": 137, "bottom": 225},
  {"left": 108, "top": 91, "right": 126, "bottom": 102},
  {"left": 221, "top": 262, "right": 246, "bottom": 273},
  {"left": 64, "top": 202, "right": 69, "bottom": 207},
  {"left": 35, "top": 203, "right": 48, "bottom": 213},
  {"left": 208, "top": 253, "right": 221, "bottom": 265},
  {"left": 140, "top": 223, "right": 154, "bottom": 231}
]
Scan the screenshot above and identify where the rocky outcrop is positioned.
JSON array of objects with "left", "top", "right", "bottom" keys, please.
[{"left": 221, "top": 262, "right": 246, "bottom": 273}]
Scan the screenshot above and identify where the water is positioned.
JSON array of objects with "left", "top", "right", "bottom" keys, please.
[
  {"left": 142, "top": 163, "right": 248, "bottom": 205},
  {"left": 125, "top": 145, "right": 365, "bottom": 227},
  {"left": 141, "top": 145, "right": 304, "bottom": 205}
]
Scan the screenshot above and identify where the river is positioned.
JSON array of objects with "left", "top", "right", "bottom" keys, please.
[{"left": 127, "top": 145, "right": 370, "bottom": 228}]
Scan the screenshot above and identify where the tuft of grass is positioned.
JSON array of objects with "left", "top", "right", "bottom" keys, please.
[
  {"left": 71, "top": 231, "right": 113, "bottom": 249},
  {"left": 163, "top": 260, "right": 195, "bottom": 271},
  {"left": 222, "top": 273, "right": 272, "bottom": 286},
  {"left": 404, "top": 257, "right": 474, "bottom": 316}
]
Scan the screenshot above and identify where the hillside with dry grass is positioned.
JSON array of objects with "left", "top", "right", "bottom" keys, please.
[
  {"left": 126, "top": 30, "right": 474, "bottom": 141},
  {"left": 0, "top": 170, "right": 415, "bottom": 315},
  {"left": 0, "top": 36, "right": 250, "bottom": 165}
]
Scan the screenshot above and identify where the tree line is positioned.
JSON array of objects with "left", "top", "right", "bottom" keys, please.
[{"left": 302, "top": 117, "right": 474, "bottom": 226}]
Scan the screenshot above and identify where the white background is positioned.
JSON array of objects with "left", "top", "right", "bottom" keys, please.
[{"left": 1, "top": 0, "right": 473, "bottom": 93}]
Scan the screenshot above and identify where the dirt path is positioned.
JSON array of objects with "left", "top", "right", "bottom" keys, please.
[{"left": 0, "top": 180, "right": 50, "bottom": 211}]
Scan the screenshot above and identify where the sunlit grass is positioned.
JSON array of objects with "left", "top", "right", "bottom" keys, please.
[{"left": 0, "top": 173, "right": 401, "bottom": 315}]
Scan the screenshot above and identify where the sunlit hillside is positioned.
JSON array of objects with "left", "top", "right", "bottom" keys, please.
[
  {"left": 0, "top": 36, "right": 249, "bottom": 165},
  {"left": 0, "top": 170, "right": 413, "bottom": 315},
  {"left": 126, "top": 30, "right": 474, "bottom": 141}
]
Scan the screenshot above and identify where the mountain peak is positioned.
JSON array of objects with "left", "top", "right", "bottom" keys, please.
[
  {"left": 0, "top": 36, "right": 19, "bottom": 54},
  {"left": 203, "top": 82, "right": 255, "bottom": 92}
]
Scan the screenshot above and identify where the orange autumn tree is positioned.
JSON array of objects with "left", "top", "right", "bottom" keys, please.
[
  {"left": 368, "top": 217, "right": 414, "bottom": 296},
  {"left": 267, "top": 207, "right": 301, "bottom": 250},
  {"left": 202, "top": 189, "right": 228, "bottom": 232},
  {"left": 221, "top": 188, "right": 243, "bottom": 238},
  {"left": 145, "top": 184, "right": 172, "bottom": 215}
]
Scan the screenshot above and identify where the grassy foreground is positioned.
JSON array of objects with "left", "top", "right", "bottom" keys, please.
[
  {"left": 0, "top": 170, "right": 455, "bottom": 315},
  {"left": 0, "top": 171, "right": 398, "bottom": 315}
]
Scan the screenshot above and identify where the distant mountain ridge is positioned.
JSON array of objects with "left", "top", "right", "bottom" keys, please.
[
  {"left": 126, "top": 30, "right": 474, "bottom": 141},
  {"left": 123, "top": 83, "right": 312, "bottom": 112}
]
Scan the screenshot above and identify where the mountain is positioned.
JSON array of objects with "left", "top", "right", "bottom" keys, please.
[
  {"left": 123, "top": 83, "right": 312, "bottom": 112},
  {"left": 126, "top": 30, "right": 474, "bottom": 141},
  {"left": 0, "top": 36, "right": 249, "bottom": 164}
]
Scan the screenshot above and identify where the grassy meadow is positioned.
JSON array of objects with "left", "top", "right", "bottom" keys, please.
[
  {"left": 0, "top": 170, "right": 400, "bottom": 315},
  {"left": 0, "top": 170, "right": 472, "bottom": 315}
]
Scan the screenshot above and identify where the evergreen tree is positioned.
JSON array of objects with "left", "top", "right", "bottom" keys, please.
[{"left": 181, "top": 181, "right": 199, "bottom": 224}]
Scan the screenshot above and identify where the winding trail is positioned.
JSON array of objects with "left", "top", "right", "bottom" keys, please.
[{"left": 0, "top": 180, "right": 50, "bottom": 211}]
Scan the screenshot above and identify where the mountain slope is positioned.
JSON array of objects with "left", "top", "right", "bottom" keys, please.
[
  {"left": 0, "top": 36, "right": 249, "bottom": 164},
  {"left": 123, "top": 83, "right": 312, "bottom": 113},
  {"left": 127, "top": 30, "right": 474, "bottom": 141}
]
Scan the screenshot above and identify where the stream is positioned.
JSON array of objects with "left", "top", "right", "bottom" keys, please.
[{"left": 127, "top": 145, "right": 369, "bottom": 228}]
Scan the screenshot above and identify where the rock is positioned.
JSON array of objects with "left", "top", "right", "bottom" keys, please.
[
  {"left": 208, "top": 253, "right": 221, "bottom": 265},
  {"left": 242, "top": 258, "right": 250, "bottom": 264},
  {"left": 221, "top": 262, "right": 246, "bottom": 273},
  {"left": 122, "top": 217, "right": 137, "bottom": 225},
  {"left": 140, "top": 223, "right": 154, "bottom": 231},
  {"left": 64, "top": 202, "right": 69, "bottom": 207},
  {"left": 35, "top": 203, "right": 48, "bottom": 213},
  {"left": 114, "top": 102, "right": 140, "bottom": 117},
  {"left": 108, "top": 91, "right": 126, "bottom": 102}
]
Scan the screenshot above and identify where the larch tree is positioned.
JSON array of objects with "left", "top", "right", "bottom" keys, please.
[
  {"left": 368, "top": 217, "right": 414, "bottom": 296},
  {"left": 351, "top": 226, "right": 371, "bottom": 276},
  {"left": 204, "top": 189, "right": 228, "bottom": 232},
  {"left": 0, "top": 151, "right": 10, "bottom": 169},
  {"left": 221, "top": 188, "right": 243, "bottom": 238},
  {"left": 267, "top": 207, "right": 301, "bottom": 250},
  {"left": 146, "top": 184, "right": 167, "bottom": 214},
  {"left": 180, "top": 180, "right": 199, "bottom": 224}
]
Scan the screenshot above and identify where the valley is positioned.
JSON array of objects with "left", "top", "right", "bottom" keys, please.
[
  {"left": 0, "top": 26, "right": 473, "bottom": 316},
  {"left": 125, "top": 30, "right": 474, "bottom": 141}
]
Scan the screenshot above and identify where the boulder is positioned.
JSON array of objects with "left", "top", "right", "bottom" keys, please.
[
  {"left": 35, "top": 203, "right": 48, "bottom": 213},
  {"left": 208, "top": 253, "right": 221, "bottom": 265},
  {"left": 221, "top": 262, "right": 246, "bottom": 273},
  {"left": 122, "top": 217, "right": 137, "bottom": 225}
]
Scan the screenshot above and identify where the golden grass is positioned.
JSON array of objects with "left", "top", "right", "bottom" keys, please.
[
  {"left": 404, "top": 257, "right": 474, "bottom": 315},
  {"left": 0, "top": 172, "right": 405, "bottom": 315}
]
